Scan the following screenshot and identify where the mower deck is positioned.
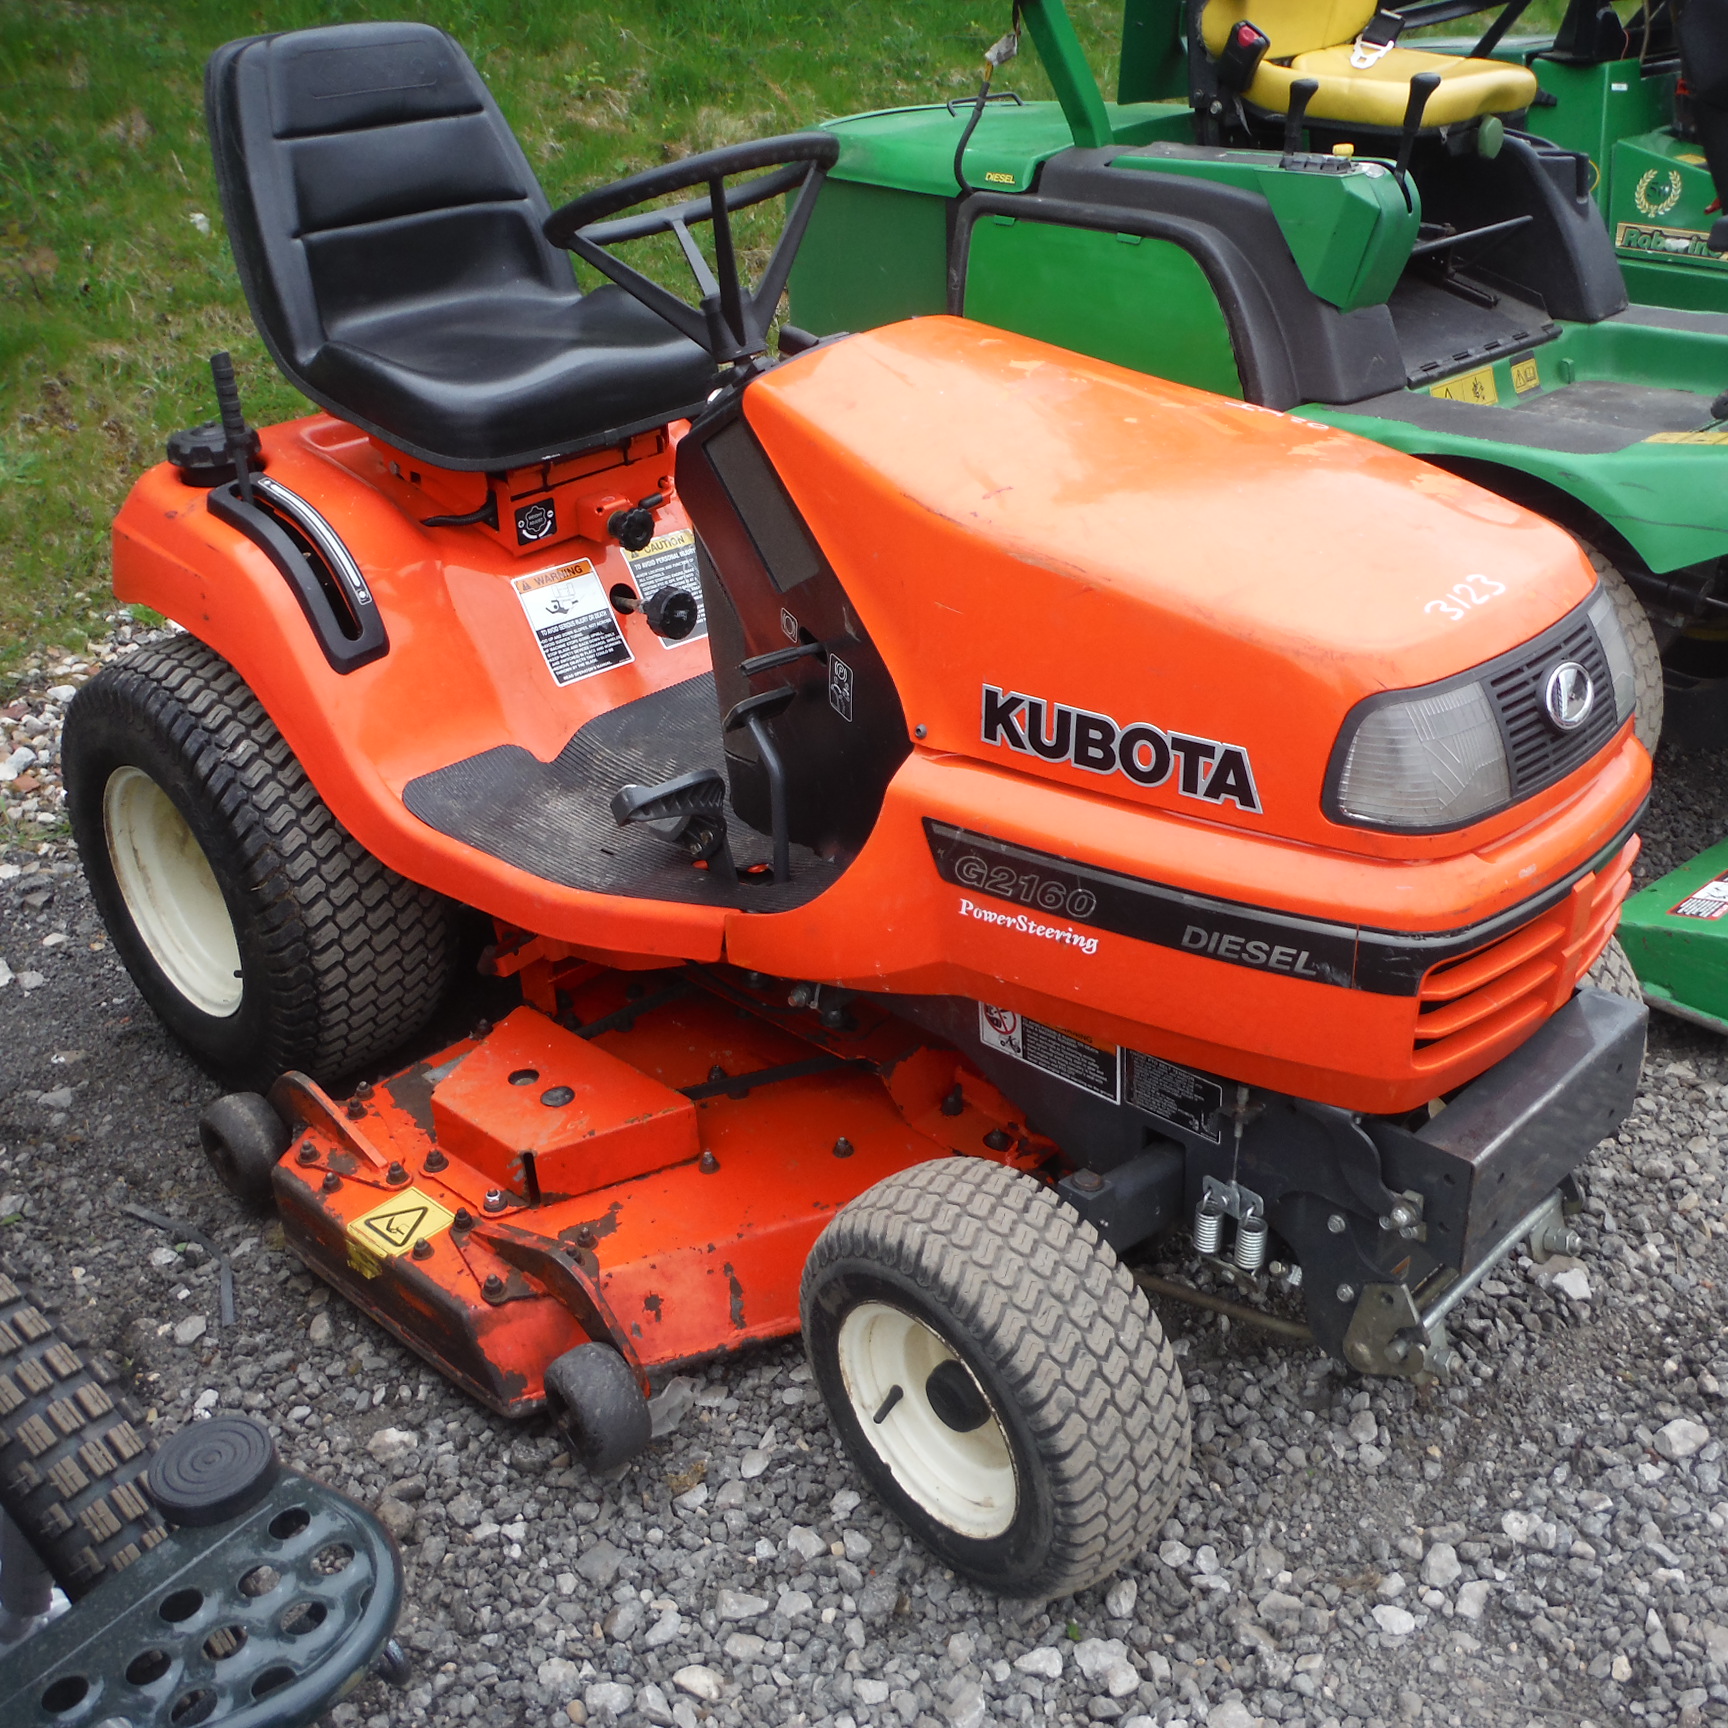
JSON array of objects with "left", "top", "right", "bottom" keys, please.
[{"left": 269, "top": 966, "right": 1037, "bottom": 1410}]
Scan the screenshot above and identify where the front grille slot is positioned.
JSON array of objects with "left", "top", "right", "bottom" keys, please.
[{"left": 1485, "top": 616, "right": 1618, "bottom": 799}]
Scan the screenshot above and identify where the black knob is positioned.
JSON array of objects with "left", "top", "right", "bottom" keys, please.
[
  {"left": 147, "top": 1415, "right": 279, "bottom": 1527},
  {"left": 643, "top": 588, "right": 700, "bottom": 640},
  {"left": 608, "top": 505, "right": 657, "bottom": 551}
]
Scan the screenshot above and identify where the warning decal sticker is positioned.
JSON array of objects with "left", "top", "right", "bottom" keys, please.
[
  {"left": 624, "top": 529, "right": 706, "bottom": 647},
  {"left": 512, "top": 559, "right": 633, "bottom": 686},
  {"left": 1126, "top": 1051, "right": 1223, "bottom": 1144},
  {"left": 1430, "top": 365, "right": 1498, "bottom": 405},
  {"left": 978, "top": 1003, "right": 1120, "bottom": 1101},
  {"left": 1670, "top": 871, "right": 1728, "bottom": 920},
  {"left": 345, "top": 1187, "right": 457, "bottom": 1279}
]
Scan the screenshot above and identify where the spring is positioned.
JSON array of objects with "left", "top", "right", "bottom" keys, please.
[
  {"left": 1193, "top": 1194, "right": 1227, "bottom": 1256},
  {"left": 1234, "top": 1211, "right": 1270, "bottom": 1272}
]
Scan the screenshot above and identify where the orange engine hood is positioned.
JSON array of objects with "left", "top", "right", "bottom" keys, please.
[{"left": 742, "top": 316, "right": 1606, "bottom": 854}]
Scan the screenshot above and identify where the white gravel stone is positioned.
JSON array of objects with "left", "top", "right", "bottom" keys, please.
[
  {"left": 173, "top": 1314, "right": 206, "bottom": 1346},
  {"left": 1500, "top": 1509, "right": 1538, "bottom": 1542},
  {"left": 538, "top": 1657, "right": 581, "bottom": 1696},
  {"left": 1372, "top": 1604, "right": 1416, "bottom": 1636},
  {"left": 1347, "top": 1410, "right": 1378, "bottom": 1444},
  {"left": 854, "top": 1678, "right": 890, "bottom": 1705},
  {"left": 716, "top": 1587, "right": 768, "bottom": 1621},
  {"left": 722, "top": 1631, "right": 764, "bottom": 1660},
  {"left": 1014, "top": 1646, "right": 1063, "bottom": 1678},
  {"left": 672, "top": 1666, "right": 723, "bottom": 1703},
  {"left": 1422, "top": 1542, "right": 1462, "bottom": 1589},
  {"left": 1210, "top": 1702, "right": 1257, "bottom": 1728},
  {"left": 739, "top": 1447, "right": 770, "bottom": 1478},
  {"left": 584, "top": 1680, "right": 633, "bottom": 1719},
  {"left": 1455, "top": 1580, "right": 1492, "bottom": 1620},
  {"left": 1654, "top": 1417, "right": 1710, "bottom": 1461},
  {"left": 1551, "top": 1265, "right": 1593, "bottom": 1302},
  {"left": 1105, "top": 1577, "right": 1138, "bottom": 1618},
  {"left": 367, "top": 1426, "right": 417, "bottom": 1463},
  {"left": 1158, "top": 1539, "right": 1192, "bottom": 1568},
  {"left": 643, "top": 1609, "right": 683, "bottom": 1648},
  {"left": 786, "top": 1524, "right": 825, "bottom": 1560},
  {"left": 636, "top": 1682, "right": 673, "bottom": 1726},
  {"left": 1074, "top": 1637, "right": 1128, "bottom": 1682}
]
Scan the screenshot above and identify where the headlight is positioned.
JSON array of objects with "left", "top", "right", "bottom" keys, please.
[
  {"left": 1585, "top": 588, "right": 1637, "bottom": 728},
  {"left": 1330, "top": 680, "right": 1511, "bottom": 830}
]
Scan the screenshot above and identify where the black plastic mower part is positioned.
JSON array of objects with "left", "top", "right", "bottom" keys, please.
[
  {"left": 147, "top": 1417, "right": 280, "bottom": 1529},
  {"left": 421, "top": 492, "right": 499, "bottom": 530},
  {"left": 0, "top": 1465, "right": 402, "bottom": 1728},
  {"left": 1282, "top": 78, "right": 1319, "bottom": 162},
  {"left": 723, "top": 686, "right": 797, "bottom": 884},
  {"left": 642, "top": 586, "right": 700, "bottom": 640},
  {"left": 209, "top": 350, "right": 257, "bottom": 505},
  {"left": 542, "top": 1344, "right": 652, "bottom": 1472},
  {"left": 167, "top": 419, "right": 263, "bottom": 490},
  {"left": 198, "top": 1093, "right": 292, "bottom": 1212},
  {"left": 1395, "top": 73, "right": 1444, "bottom": 195},
  {"left": 1216, "top": 20, "right": 1270, "bottom": 94},
  {"left": 610, "top": 767, "right": 735, "bottom": 866},
  {"left": 1056, "top": 1141, "right": 1186, "bottom": 1248},
  {"left": 207, "top": 477, "right": 388, "bottom": 674},
  {"left": 609, "top": 494, "right": 665, "bottom": 551}
]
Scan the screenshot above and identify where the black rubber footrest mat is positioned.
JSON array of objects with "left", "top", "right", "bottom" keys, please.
[{"left": 402, "top": 674, "right": 837, "bottom": 909}]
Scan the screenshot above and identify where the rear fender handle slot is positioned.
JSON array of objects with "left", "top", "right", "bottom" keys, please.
[{"left": 208, "top": 477, "right": 388, "bottom": 673}]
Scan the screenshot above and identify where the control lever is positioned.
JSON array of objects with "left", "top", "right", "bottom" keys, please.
[
  {"left": 611, "top": 767, "right": 735, "bottom": 872},
  {"left": 1393, "top": 71, "right": 1441, "bottom": 202},
  {"left": 209, "top": 351, "right": 256, "bottom": 505},
  {"left": 1216, "top": 20, "right": 1270, "bottom": 94},
  {"left": 1282, "top": 78, "right": 1319, "bottom": 163},
  {"left": 722, "top": 685, "right": 796, "bottom": 885}
]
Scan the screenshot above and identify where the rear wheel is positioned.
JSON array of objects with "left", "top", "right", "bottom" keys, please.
[
  {"left": 802, "top": 1158, "right": 1190, "bottom": 1599},
  {"left": 64, "top": 634, "right": 456, "bottom": 1091}
]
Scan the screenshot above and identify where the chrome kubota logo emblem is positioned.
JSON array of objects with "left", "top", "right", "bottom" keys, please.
[{"left": 1543, "top": 661, "right": 1594, "bottom": 732}]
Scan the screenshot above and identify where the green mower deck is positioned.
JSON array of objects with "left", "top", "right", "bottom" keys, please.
[{"left": 1619, "top": 834, "right": 1728, "bottom": 1033}]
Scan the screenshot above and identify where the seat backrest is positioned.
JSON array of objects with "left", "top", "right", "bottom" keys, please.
[
  {"left": 206, "top": 22, "right": 575, "bottom": 381},
  {"left": 1201, "top": 0, "right": 1379, "bottom": 58}
]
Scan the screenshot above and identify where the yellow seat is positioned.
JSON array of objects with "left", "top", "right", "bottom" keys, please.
[{"left": 1201, "top": 0, "right": 1539, "bottom": 127}]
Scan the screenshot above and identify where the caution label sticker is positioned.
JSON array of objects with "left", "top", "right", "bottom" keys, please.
[
  {"left": 978, "top": 1003, "right": 1119, "bottom": 1101},
  {"left": 512, "top": 559, "right": 633, "bottom": 686},
  {"left": 1670, "top": 871, "right": 1728, "bottom": 920},
  {"left": 1125, "top": 1051, "right": 1223, "bottom": 1143},
  {"left": 1430, "top": 366, "right": 1498, "bottom": 405},
  {"left": 346, "top": 1187, "right": 457, "bottom": 1279},
  {"left": 1510, "top": 356, "right": 1540, "bottom": 395},
  {"left": 624, "top": 529, "right": 706, "bottom": 647}
]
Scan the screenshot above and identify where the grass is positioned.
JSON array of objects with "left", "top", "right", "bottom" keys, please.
[
  {"left": 0, "top": 0, "right": 1577, "bottom": 676},
  {"left": 0, "top": 0, "right": 1131, "bottom": 677}
]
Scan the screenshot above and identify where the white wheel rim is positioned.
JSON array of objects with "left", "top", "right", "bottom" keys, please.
[
  {"left": 836, "top": 1301, "right": 1017, "bottom": 1540},
  {"left": 103, "top": 766, "right": 243, "bottom": 1017}
]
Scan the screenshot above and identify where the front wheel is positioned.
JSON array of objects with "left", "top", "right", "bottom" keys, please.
[
  {"left": 1584, "top": 548, "right": 1663, "bottom": 753},
  {"left": 64, "top": 634, "right": 456, "bottom": 1091},
  {"left": 802, "top": 1158, "right": 1190, "bottom": 1599}
]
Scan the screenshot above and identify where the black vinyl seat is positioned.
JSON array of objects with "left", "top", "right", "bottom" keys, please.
[{"left": 206, "top": 22, "right": 720, "bottom": 471}]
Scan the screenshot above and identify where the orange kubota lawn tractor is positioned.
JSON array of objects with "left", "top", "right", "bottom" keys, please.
[{"left": 64, "top": 22, "right": 1650, "bottom": 1598}]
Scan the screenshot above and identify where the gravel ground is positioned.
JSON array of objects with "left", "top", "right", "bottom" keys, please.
[{"left": 1, "top": 642, "right": 1726, "bottom": 1728}]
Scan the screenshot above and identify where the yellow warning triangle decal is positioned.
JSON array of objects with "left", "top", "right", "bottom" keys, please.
[{"left": 364, "top": 1205, "right": 429, "bottom": 1249}]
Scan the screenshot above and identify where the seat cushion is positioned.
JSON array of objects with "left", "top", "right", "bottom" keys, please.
[
  {"left": 1202, "top": 0, "right": 1378, "bottom": 59},
  {"left": 308, "top": 283, "right": 719, "bottom": 470},
  {"left": 1247, "top": 48, "right": 1539, "bottom": 125}
]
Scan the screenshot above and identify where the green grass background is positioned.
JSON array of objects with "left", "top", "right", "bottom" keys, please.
[{"left": 0, "top": 0, "right": 1571, "bottom": 676}]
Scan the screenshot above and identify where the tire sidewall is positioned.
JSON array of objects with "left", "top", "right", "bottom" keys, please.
[
  {"left": 804, "top": 1256, "right": 1059, "bottom": 1593},
  {"left": 65, "top": 686, "right": 291, "bottom": 1079}
]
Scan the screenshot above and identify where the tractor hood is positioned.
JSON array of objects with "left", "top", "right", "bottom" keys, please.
[{"left": 743, "top": 316, "right": 1610, "bottom": 853}]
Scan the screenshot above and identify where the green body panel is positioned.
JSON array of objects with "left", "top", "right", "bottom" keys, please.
[
  {"left": 1020, "top": 0, "right": 1114, "bottom": 148},
  {"left": 963, "top": 216, "right": 1245, "bottom": 396},
  {"left": 1617, "top": 834, "right": 1728, "bottom": 1034},
  {"left": 791, "top": 178, "right": 950, "bottom": 335},
  {"left": 1118, "top": 0, "right": 1188, "bottom": 102},
  {"left": 1113, "top": 150, "right": 1418, "bottom": 311},
  {"left": 822, "top": 99, "right": 1191, "bottom": 200}
]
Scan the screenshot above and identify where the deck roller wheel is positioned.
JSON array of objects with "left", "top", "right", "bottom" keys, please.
[
  {"left": 801, "top": 1158, "right": 1191, "bottom": 1599},
  {"left": 198, "top": 1092, "right": 292, "bottom": 1212},
  {"left": 543, "top": 1344, "right": 652, "bottom": 1473},
  {"left": 63, "top": 633, "right": 456, "bottom": 1092},
  {"left": 146, "top": 1415, "right": 280, "bottom": 1527}
]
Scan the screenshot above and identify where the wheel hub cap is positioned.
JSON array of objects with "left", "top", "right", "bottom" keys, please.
[
  {"left": 103, "top": 766, "right": 243, "bottom": 1017},
  {"left": 836, "top": 1301, "right": 1016, "bottom": 1539}
]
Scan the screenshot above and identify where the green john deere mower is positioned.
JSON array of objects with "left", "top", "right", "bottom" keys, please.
[{"left": 788, "top": 0, "right": 1728, "bottom": 747}]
